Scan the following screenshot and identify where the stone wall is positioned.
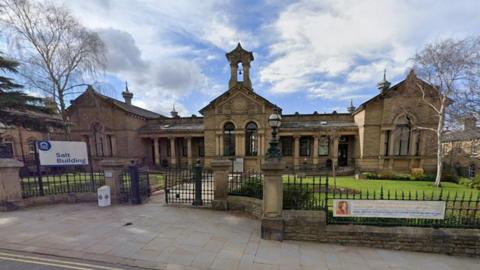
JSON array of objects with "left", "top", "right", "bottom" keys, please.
[
  {"left": 284, "top": 210, "right": 480, "bottom": 257},
  {"left": 227, "top": 195, "right": 263, "bottom": 219},
  {"left": 22, "top": 193, "right": 98, "bottom": 207}
]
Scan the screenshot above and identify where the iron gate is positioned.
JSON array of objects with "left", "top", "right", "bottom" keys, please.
[
  {"left": 120, "top": 165, "right": 151, "bottom": 204},
  {"left": 164, "top": 164, "right": 214, "bottom": 205}
]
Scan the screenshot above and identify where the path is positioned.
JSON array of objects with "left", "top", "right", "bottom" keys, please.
[{"left": 0, "top": 194, "right": 478, "bottom": 270}]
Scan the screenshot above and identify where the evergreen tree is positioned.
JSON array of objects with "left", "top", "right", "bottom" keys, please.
[{"left": 0, "top": 54, "right": 51, "bottom": 113}]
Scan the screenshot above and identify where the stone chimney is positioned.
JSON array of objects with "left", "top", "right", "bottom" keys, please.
[
  {"left": 122, "top": 82, "right": 133, "bottom": 105},
  {"left": 377, "top": 69, "right": 391, "bottom": 93},
  {"left": 44, "top": 97, "right": 58, "bottom": 113},
  {"left": 464, "top": 115, "right": 477, "bottom": 130}
]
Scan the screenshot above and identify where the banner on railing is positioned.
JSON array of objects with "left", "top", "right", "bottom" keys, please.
[
  {"left": 37, "top": 141, "right": 89, "bottom": 166},
  {"left": 333, "top": 199, "right": 446, "bottom": 219}
]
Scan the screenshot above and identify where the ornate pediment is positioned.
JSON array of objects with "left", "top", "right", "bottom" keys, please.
[{"left": 214, "top": 91, "right": 263, "bottom": 115}]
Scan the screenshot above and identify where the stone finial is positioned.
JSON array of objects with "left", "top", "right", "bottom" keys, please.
[
  {"left": 377, "top": 69, "right": 391, "bottom": 93},
  {"left": 170, "top": 104, "right": 179, "bottom": 118},
  {"left": 122, "top": 82, "right": 133, "bottom": 105},
  {"left": 226, "top": 43, "right": 254, "bottom": 89},
  {"left": 347, "top": 99, "right": 356, "bottom": 113}
]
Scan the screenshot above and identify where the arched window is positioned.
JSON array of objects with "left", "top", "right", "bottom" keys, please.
[
  {"left": 394, "top": 115, "right": 412, "bottom": 156},
  {"left": 245, "top": 122, "right": 258, "bottom": 156},
  {"left": 223, "top": 122, "right": 235, "bottom": 156}
]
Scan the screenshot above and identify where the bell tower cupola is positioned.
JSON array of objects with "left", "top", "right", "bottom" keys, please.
[{"left": 226, "top": 43, "right": 254, "bottom": 89}]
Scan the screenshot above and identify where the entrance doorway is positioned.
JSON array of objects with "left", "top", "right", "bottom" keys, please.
[{"left": 338, "top": 143, "right": 348, "bottom": 167}]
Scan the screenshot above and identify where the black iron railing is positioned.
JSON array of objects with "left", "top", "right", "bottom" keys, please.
[
  {"left": 228, "top": 171, "right": 263, "bottom": 199},
  {"left": 21, "top": 172, "right": 105, "bottom": 198},
  {"left": 162, "top": 166, "right": 214, "bottom": 205},
  {"left": 326, "top": 182, "right": 480, "bottom": 228},
  {"left": 120, "top": 168, "right": 152, "bottom": 204},
  {"left": 283, "top": 174, "right": 328, "bottom": 210},
  {"left": 280, "top": 174, "right": 480, "bottom": 228}
]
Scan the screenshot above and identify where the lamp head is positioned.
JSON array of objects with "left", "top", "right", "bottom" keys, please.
[{"left": 268, "top": 112, "right": 282, "bottom": 128}]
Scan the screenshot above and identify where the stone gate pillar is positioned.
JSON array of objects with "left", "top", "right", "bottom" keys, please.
[
  {"left": 0, "top": 159, "right": 24, "bottom": 210},
  {"left": 99, "top": 159, "right": 125, "bottom": 204},
  {"left": 261, "top": 160, "right": 285, "bottom": 241},
  {"left": 211, "top": 159, "right": 231, "bottom": 210}
]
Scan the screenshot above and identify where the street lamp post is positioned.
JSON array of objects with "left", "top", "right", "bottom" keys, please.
[
  {"left": 265, "top": 110, "right": 282, "bottom": 161},
  {"left": 261, "top": 108, "right": 285, "bottom": 241}
]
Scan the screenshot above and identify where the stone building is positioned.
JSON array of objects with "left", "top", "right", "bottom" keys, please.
[
  {"left": 443, "top": 116, "right": 480, "bottom": 177},
  {"left": 67, "top": 43, "right": 439, "bottom": 173},
  {"left": 0, "top": 98, "right": 65, "bottom": 163}
]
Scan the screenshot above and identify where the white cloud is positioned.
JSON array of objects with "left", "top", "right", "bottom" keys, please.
[
  {"left": 260, "top": 0, "right": 480, "bottom": 99},
  {"left": 61, "top": 0, "right": 248, "bottom": 115}
]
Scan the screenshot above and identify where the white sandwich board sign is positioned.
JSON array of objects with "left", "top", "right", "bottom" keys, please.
[{"left": 37, "top": 141, "right": 89, "bottom": 166}]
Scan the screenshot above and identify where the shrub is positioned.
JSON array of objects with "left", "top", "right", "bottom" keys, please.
[
  {"left": 283, "top": 186, "right": 312, "bottom": 210},
  {"left": 410, "top": 168, "right": 424, "bottom": 180},
  {"left": 231, "top": 180, "right": 263, "bottom": 198},
  {"left": 441, "top": 171, "right": 459, "bottom": 183}
]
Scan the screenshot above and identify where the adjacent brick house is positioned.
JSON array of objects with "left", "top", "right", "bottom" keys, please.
[
  {"left": 66, "top": 44, "right": 440, "bottom": 173},
  {"left": 443, "top": 116, "right": 480, "bottom": 177}
]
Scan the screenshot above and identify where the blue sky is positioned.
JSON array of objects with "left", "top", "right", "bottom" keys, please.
[{"left": 43, "top": 0, "right": 480, "bottom": 116}]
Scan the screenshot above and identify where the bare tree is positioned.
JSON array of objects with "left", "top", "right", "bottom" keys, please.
[
  {"left": 0, "top": 0, "right": 106, "bottom": 132},
  {"left": 410, "top": 37, "right": 480, "bottom": 187}
]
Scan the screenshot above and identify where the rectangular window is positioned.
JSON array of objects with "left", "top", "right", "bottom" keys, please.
[
  {"left": 0, "top": 142, "right": 14, "bottom": 158},
  {"left": 107, "top": 135, "right": 114, "bottom": 157},
  {"left": 167, "top": 140, "right": 171, "bottom": 157},
  {"left": 318, "top": 136, "right": 329, "bottom": 156},
  {"left": 198, "top": 138, "right": 205, "bottom": 157},
  {"left": 472, "top": 141, "right": 478, "bottom": 155},
  {"left": 280, "top": 137, "right": 293, "bottom": 156},
  {"left": 181, "top": 138, "right": 187, "bottom": 157},
  {"left": 300, "top": 136, "right": 312, "bottom": 157},
  {"left": 384, "top": 130, "right": 390, "bottom": 156}
]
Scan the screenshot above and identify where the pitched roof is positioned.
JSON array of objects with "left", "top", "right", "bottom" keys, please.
[
  {"left": 139, "top": 117, "right": 204, "bottom": 133},
  {"left": 70, "top": 86, "right": 164, "bottom": 119},
  {"left": 443, "top": 129, "right": 480, "bottom": 142},
  {"left": 281, "top": 120, "right": 357, "bottom": 130},
  {"left": 352, "top": 79, "right": 406, "bottom": 115},
  {"left": 199, "top": 84, "right": 277, "bottom": 114}
]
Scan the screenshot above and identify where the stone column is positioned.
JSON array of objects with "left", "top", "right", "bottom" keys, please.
[
  {"left": 154, "top": 138, "right": 160, "bottom": 166},
  {"left": 169, "top": 137, "right": 176, "bottom": 166},
  {"left": 261, "top": 160, "right": 285, "bottom": 241},
  {"left": 379, "top": 132, "right": 385, "bottom": 168},
  {"left": 211, "top": 159, "right": 231, "bottom": 210},
  {"left": 99, "top": 159, "right": 125, "bottom": 204},
  {"left": 0, "top": 159, "right": 24, "bottom": 210},
  {"left": 313, "top": 136, "right": 319, "bottom": 165},
  {"left": 388, "top": 130, "right": 395, "bottom": 169},
  {"left": 187, "top": 137, "right": 193, "bottom": 166},
  {"left": 332, "top": 136, "right": 339, "bottom": 167},
  {"left": 293, "top": 136, "right": 300, "bottom": 167},
  {"left": 235, "top": 131, "right": 244, "bottom": 156}
]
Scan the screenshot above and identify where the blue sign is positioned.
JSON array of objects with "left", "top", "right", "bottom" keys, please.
[{"left": 37, "top": 141, "right": 51, "bottom": 151}]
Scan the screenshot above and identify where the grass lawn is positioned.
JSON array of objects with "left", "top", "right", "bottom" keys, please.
[
  {"left": 282, "top": 175, "right": 479, "bottom": 200},
  {"left": 331, "top": 176, "right": 479, "bottom": 198},
  {"left": 148, "top": 173, "right": 165, "bottom": 188}
]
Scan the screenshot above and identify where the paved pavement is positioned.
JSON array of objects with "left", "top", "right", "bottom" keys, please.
[
  {"left": 0, "top": 250, "right": 148, "bottom": 270},
  {"left": 0, "top": 194, "right": 479, "bottom": 270}
]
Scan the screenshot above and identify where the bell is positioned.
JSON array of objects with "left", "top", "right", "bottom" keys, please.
[{"left": 238, "top": 69, "right": 242, "bottom": 75}]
